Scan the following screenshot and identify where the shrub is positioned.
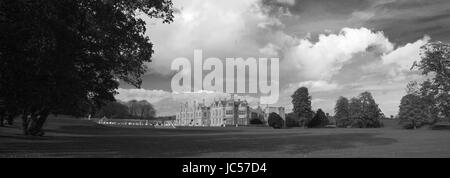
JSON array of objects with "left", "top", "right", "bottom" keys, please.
[
  {"left": 250, "top": 118, "right": 264, "bottom": 125},
  {"left": 431, "top": 122, "right": 450, "bottom": 130},
  {"left": 268, "top": 112, "right": 284, "bottom": 129}
]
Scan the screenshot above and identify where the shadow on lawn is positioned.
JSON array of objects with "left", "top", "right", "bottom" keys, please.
[
  {"left": 46, "top": 125, "right": 243, "bottom": 136},
  {"left": 0, "top": 130, "right": 397, "bottom": 157},
  {"left": 1, "top": 119, "right": 397, "bottom": 157}
]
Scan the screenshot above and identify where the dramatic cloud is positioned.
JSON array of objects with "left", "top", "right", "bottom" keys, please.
[
  {"left": 289, "top": 80, "right": 340, "bottom": 93},
  {"left": 282, "top": 27, "right": 393, "bottom": 80},
  {"left": 144, "top": 0, "right": 289, "bottom": 75},
  {"left": 117, "top": 0, "right": 449, "bottom": 116},
  {"left": 382, "top": 36, "right": 430, "bottom": 70}
]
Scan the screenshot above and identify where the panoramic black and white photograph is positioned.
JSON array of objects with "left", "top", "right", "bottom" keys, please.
[{"left": 1, "top": 0, "right": 450, "bottom": 160}]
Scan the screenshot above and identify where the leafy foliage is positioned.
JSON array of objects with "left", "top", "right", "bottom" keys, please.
[
  {"left": 291, "top": 87, "right": 313, "bottom": 127},
  {"left": 96, "top": 100, "right": 156, "bottom": 119},
  {"left": 96, "top": 101, "right": 130, "bottom": 119},
  {"left": 334, "top": 96, "right": 350, "bottom": 127},
  {"left": 268, "top": 112, "right": 284, "bottom": 129},
  {"left": 0, "top": 0, "right": 173, "bottom": 135},
  {"left": 307, "top": 109, "right": 329, "bottom": 128},
  {"left": 413, "top": 42, "right": 450, "bottom": 121},
  {"left": 398, "top": 94, "right": 428, "bottom": 129},
  {"left": 126, "top": 100, "right": 156, "bottom": 119},
  {"left": 339, "top": 92, "right": 383, "bottom": 128}
]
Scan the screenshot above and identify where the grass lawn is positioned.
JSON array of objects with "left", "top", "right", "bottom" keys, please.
[{"left": 1, "top": 117, "right": 450, "bottom": 157}]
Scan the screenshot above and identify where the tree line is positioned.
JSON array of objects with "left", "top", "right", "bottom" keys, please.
[
  {"left": 95, "top": 100, "right": 156, "bottom": 120},
  {"left": 398, "top": 42, "right": 450, "bottom": 129},
  {"left": 334, "top": 92, "right": 384, "bottom": 128},
  {"left": 0, "top": 0, "right": 174, "bottom": 136},
  {"left": 287, "top": 87, "right": 384, "bottom": 128},
  {"left": 287, "top": 41, "right": 450, "bottom": 130}
]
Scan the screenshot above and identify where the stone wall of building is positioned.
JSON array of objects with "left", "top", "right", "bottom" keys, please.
[{"left": 175, "top": 98, "right": 284, "bottom": 127}]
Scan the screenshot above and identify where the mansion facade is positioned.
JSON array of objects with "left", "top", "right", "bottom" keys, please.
[{"left": 175, "top": 97, "right": 285, "bottom": 127}]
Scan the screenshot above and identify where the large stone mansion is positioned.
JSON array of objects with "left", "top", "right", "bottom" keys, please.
[{"left": 175, "top": 96, "right": 285, "bottom": 127}]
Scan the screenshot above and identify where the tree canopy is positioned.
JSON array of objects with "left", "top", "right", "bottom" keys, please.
[
  {"left": 334, "top": 96, "right": 350, "bottom": 128},
  {"left": 268, "top": 112, "right": 283, "bottom": 129},
  {"left": 0, "top": 0, "right": 174, "bottom": 135},
  {"left": 291, "top": 87, "right": 313, "bottom": 127},
  {"left": 398, "top": 94, "right": 428, "bottom": 129},
  {"left": 337, "top": 92, "right": 383, "bottom": 128},
  {"left": 307, "top": 109, "right": 328, "bottom": 128},
  {"left": 413, "top": 42, "right": 450, "bottom": 121},
  {"left": 95, "top": 100, "right": 156, "bottom": 119}
]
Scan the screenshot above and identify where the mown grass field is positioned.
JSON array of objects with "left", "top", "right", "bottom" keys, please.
[{"left": 1, "top": 117, "right": 450, "bottom": 157}]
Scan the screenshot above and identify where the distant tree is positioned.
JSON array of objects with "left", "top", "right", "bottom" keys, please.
[
  {"left": 359, "top": 91, "right": 384, "bottom": 128},
  {"left": 419, "top": 80, "right": 439, "bottom": 123},
  {"left": 127, "top": 100, "right": 156, "bottom": 119},
  {"left": 0, "top": 0, "right": 174, "bottom": 135},
  {"left": 348, "top": 97, "right": 363, "bottom": 127},
  {"left": 334, "top": 96, "right": 350, "bottom": 127},
  {"left": 268, "top": 112, "right": 284, "bottom": 129},
  {"left": 347, "top": 92, "right": 383, "bottom": 128},
  {"left": 398, "top": 94, "right": 428, "bottom": 129},
  {"left": 96, "top": 102, "right": 130, "bottom": 119},
  {"left": 291, "top": 87, "right": 313, "bottom": 127},
  {"left": 128, "top": 100, "right": 139, "bottom": 117},
  {"left": 137, "top": 100, "right": 156, "bottom": 119},
  {"left": 307, "top": 109, "right": 328, "bottom": 128},
  {"left": 413, "top": 42, "right": 450, "bottom": 121}
]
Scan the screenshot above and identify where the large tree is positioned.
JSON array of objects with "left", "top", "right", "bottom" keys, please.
[
  {"left": 413, "top": 42, "right": 450, "bottom": 121},
  {"left": 334, "top": 96, "right": 350, "bottom": 128},
  {"left": 0, "top": 0, "right": 174, "bottom": 135},
  {"left": 127, "top": 100, "right": 156, "bottom": 119},
  {"left": 419, "top": 80, "right": 440, "bottom": 122},
  {"left": 398, "top": 94, "right": 428, "bottom": 129},
  {"left": 291, "top": 87, "right": 313, "bottom": 127},
  {"left": 96, "top": 101, "right": 130, "bottom": 119},
  {"left": 348, "top": 97, "right": 362, "bottom": 119},
  {"left": 359, "top": 91, "right": 384, "bottom": 127},
  {"left": 347, "top": 92, "right": 383, "bottom": 128}
]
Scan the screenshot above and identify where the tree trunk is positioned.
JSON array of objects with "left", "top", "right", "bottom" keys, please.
[
  {"left": 22, "top": 109, "right": 49, "bottom": 136},
  {"left": 0, "top": 113, "right": 4, "bottom": 127},
  {"left": 22, "top": 114, "right": 30, "bottom": 135},
  {"left": 27, "top": 110, "right": 49, "bottom": 136}
]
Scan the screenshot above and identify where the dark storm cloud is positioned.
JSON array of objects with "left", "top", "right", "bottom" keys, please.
[
  {"left": 376, "top": 0, "right": 444, "bottom": 10},
  {"left": 365, "top": 0, "right": 450, "bottom": 44},
  {"left": 261, "top": 0, "right": 373, "bottom": 17},
  {"left": 258, "top": 0, "right": 376, "bottom": 41},
  {"left": 120, "top": 0, "right": 450, "bottom": 116},
  {"left": 260, "top": 0, "right": 450, "bottom": 44}
]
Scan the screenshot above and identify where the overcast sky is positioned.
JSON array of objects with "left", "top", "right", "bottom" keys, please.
[{"left": 116, "top": 0, "right": 450, "bottom": 116}]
